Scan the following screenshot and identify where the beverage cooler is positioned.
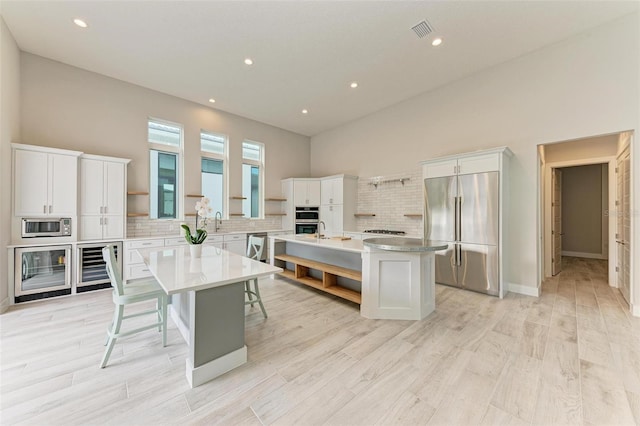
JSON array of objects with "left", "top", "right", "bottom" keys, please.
[
  {"left": 15, "top": 245, "right": 72, "bottom": 302},
  {"left": 76, "top": 242, "right": 122, "bottom": 292}
]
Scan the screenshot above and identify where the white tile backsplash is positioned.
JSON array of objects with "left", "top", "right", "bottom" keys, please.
[
  {"left": 355, "top": 168, "right": 423, "bottom": 237},
  {"left": 127, "top": 216, "right": 284, "bottom": 238}
]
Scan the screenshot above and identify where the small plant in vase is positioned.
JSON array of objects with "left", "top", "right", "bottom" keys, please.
[{"left": 181, "top": 197, "right": 212, "bottom": 257}]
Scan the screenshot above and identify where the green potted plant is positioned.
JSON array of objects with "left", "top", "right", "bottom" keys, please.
[{"left": 181, "top": 197, "right": 212, "bottom": 258}]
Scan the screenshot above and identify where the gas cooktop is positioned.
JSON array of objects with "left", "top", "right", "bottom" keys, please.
[{"left": 363, "top": 229, "right": 406, "bottom": 235}]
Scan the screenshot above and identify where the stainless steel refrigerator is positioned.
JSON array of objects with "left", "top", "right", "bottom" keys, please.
[{"left": 424, "top": 172, "right": 500, "bottom": 296}]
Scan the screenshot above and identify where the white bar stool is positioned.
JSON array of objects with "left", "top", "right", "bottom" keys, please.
[
  {"left": 100, "top": 245, "right": 168, "bottom": 368},
  {"left": 245, "top": 235, "right": 268, "bottom": 318}
]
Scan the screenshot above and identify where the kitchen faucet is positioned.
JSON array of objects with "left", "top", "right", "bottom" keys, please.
[
  {"left": 318, "top": 221, "right": 326, "bottom": 240},
  {"left": 214, "top": 211, "right": 222, "bottom": 232}
]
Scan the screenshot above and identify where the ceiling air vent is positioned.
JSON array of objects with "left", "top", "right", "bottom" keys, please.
[{"left": 411, "top": 20, "right": 434, "bottom": 38}]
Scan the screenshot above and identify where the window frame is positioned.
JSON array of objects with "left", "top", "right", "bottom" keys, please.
[
  {"left": 200, "top": 130, "right": 229, "bottom": 219},
  {"left": 148, "top": 117, "right": 184, "bottom": 220},
  {"left": 241, "top": 140, "right": 264, "bottom": 219}
]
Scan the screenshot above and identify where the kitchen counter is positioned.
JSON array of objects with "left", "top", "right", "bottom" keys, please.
[
  {"left": 139, "top": 245, "right": 281, "bottom": 388},
  {"left": 363, "top": 237, "right": 448, "bottom": 252},
  {"left": 270, "top": 233, "right": 364, "bottom": 253}
]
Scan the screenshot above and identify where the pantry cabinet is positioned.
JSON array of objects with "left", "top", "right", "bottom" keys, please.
[
  {"left": 319, "top": 175, "right": 357, "bottom": 237},
  {"left": 79, "top": 155, "right": 130, "bottom": 240},
  {"left": 14, "top": 147, "right": 80, "bottom": 217}
]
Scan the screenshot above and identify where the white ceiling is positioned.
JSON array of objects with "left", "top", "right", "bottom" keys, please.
[{"left": 1, "top": 1, "right": 638, "bottom": 137}]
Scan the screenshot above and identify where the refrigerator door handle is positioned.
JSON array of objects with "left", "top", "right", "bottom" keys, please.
[
  {"left": 454, "top": 196, "right": 459, "bottom": 241},
  {"left": 457, "top": 196, "right": 462, "bottom": 242}
]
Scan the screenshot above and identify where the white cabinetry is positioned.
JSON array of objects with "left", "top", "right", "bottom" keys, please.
[
  {"left": 223, "top": 233, "right": 247, "bottom": 255},
  {"left": 292, "top": 179, "right": 321, "bottom": 206},
  {"left": 319, "top": 175, "right": 357, "bottom": 237},
  {"left": 422, "top": 152, "right": 501, "bottom": 178},
  {"left": 79, "top": 155, "right": 130, "bottom": 240},
  {"left": 14, "top": 147, "right": 80, "bottom": 217}
]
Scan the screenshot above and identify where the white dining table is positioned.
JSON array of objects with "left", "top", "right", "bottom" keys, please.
[{"left": 139, "top": 244, "right": 282, "bottom": 388}]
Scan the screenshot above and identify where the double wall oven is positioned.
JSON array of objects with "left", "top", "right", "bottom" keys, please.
[{"left": 295, "top": 206, "right": 319, "bottom": 234}]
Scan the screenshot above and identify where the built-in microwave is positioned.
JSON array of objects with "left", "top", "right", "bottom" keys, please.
[
  {"left": 295, "top": 222, "right": 318, "bottom": 234},
  {"left": 295, "top": 207, "right": 319, "bottom": 222},
  {"left": 22, "top": 218, "right": 72, "bottom": 238}
]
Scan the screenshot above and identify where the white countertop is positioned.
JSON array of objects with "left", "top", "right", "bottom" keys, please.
[
  {"left": 270, "top": 234, "right": 365, "bottom": 253},
  {"left": 139, "top": 245, "right": 282, "bottom": 295}
]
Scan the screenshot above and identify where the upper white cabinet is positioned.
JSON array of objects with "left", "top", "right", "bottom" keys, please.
[
  {"left": 14, "top": 147, "right": 80, "bottom": 217},
  {"left": 79, "top": 155, "right": 130, "bottom": 240},
  {"left": 293, "top": 179, "right": 321, "bottom": 206},
  {"left": 319, "top": 175, "right": 358, "bottom": 236},
  {"left": 422, "top": 151, "right": 502, "bottom": 179},
  {"left": 320, "top": 178, "right": 345, "bottom": 205}
]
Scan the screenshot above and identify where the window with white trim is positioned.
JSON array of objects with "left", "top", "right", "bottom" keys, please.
[
  {"left": 242, "top": 141, "right": 263, "bottom": 219},
  {"left": 148, "top": 118, "right": 183, "bottom": 219},
  {"left": 201, "top": 130, "right": 227, "bottom": 218}
]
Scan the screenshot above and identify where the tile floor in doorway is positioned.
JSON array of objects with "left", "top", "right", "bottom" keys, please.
[{"left": 1, "top": 256, "right": 639, "bottom": 425}]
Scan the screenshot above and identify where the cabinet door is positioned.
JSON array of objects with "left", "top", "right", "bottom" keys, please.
[
  {"left": 80, "top": 215, "right": 103, "bottom": 240},
  {"left": 14, "top": 150, "right": 49, "bottom": 216},
  {"left": 102, "top": 215, "right": 124, "bottom": 239},
  {"left": 321, "top": 178, "right": 342, "bottom": 205},
  {"left": 307, "top": 180, "right": 321, "bottom": 205},
  {"left": 80, "top": 158, "right": 104, "bottom": 215},
  {"left": 224, "top": 240, "right": 246, "bottom": 255},
  {"left": 422, "top": 159, "right": 458, "bottom": 179},
  {"left": 331, "top": 204, "right": 343, "bottom": 235},
  {"left": 293, "top": 180, "right": 308, "bottom": 205},
  {"left": 104, "top": 161, "right": 125, "bottom": 215},
  {"left": 458, "top": 153, "right": 500, "bottom": 175},
  {"left": 49, "top": 154, "right": 78, "bottom": 216},
  {"left": 320, "top": 205, "right": 332, "bottom": 234}
]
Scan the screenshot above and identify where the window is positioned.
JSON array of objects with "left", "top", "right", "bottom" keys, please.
[
  {"left": 201, "top": 131, "right": 227, "bottom": 218},
  {"left": 242, "top": 141, "right": 263, "bottom": 219},
  {"left": 149, "top": 118, "right": 183, "bottom": 219}
]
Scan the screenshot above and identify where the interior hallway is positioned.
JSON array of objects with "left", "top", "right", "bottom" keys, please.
[{"left": 1, "top": 257, "right": 639, "bottom": 425}]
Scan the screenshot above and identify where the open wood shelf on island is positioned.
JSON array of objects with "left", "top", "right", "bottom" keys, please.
[{"left": 274, "top": 254, "right": 362, "bottom": 304}]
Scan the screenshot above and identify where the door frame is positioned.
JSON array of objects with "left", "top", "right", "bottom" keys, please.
[{"left": 542, "top": 156, "right": 616, "bottom": 284}]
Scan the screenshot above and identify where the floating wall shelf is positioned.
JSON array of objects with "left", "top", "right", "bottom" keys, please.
[
  {"left": 127, "top": 191, "right": 149, "bottom": 195},
  {"left": 186, "top": 194, "right": 204, "bottom": 198},
  {"left": 127, "top": 213, "right": 149, "bottom": 217},
  {"left": 266, "top": 213, "right": 286, "bottom": 216},
  {"left": 265, "top": 197, "right": 287, "bottom": 201},
  {"left": 354, "top": 213, "right": 376, "bottom": 217},
  {"left": 230, "top": 196, "right": 247, "bottom": 200},
  {"left": 229, "top": 213, "right": 245, "bottom": 217},
  {"left": 185, "top": 213, "right": 197, "bottom": 217},
  {"left": 404, "top": 214, "right": 423, "bottom": 218}
]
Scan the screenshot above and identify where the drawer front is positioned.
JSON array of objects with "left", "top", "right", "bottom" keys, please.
[
  {"left": 205, "top": 235, "right": 224, "bottom": 244},
  {"left": 164, "top": 237, "right": 188, "bottom": 247},
  {"left": 223, "top": 233, "right": 246, "bottom": 242},
  {"left": 126, "top": 239, "right": 164, "bottom": 250},
  {"left": 126, "top": 264, "right": 152, "bottom": 280}
]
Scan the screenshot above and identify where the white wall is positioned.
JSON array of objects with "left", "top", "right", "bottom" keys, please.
[
  {"left": 0, "top": 17, "right": 21, "bottom": 313},
  {"left": 310, "top": 13, "right": 639, "bottom": 295},
  {"left": 19, "top": 53, "right": 311, "bottom": 223}
]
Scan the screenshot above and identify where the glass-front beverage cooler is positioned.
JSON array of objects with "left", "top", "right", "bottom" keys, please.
[{"left": 15, "top": 245, "right": 72, "bottom": 302}]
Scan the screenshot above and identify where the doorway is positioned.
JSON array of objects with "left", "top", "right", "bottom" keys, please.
[{"left": 538, "top": 132, "right": 633, "bottom": 310}]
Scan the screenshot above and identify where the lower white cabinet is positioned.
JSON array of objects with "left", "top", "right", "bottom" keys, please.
[{"left": 124, "top": 233, "right": 247, "bottom": 281}]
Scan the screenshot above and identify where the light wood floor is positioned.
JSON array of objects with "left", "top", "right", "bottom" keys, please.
[{"left": 1, "top": 257, "right": 639, "bottom": 425}]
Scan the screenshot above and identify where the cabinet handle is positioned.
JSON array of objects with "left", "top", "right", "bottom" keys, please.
[
  {"left": 43, "top": 205, "right": 47, "bottom": 214},
  {"left": 49, "top": 205, "right": 52, "bottom": 214},
  {"left": 142, "top": 242, "right": 152, "bottom": 246},
  {"left": 104, "top": 206, "right": 108, "bottom": 214},
  {"left": 100, "top": 206, "right": 103, "bottom": 214},
  {"left": 100, "top": 217, "right": 103, "bottom": 226},
  {"left": 104, "top": 217, "right": 108, "bottom": 225}
]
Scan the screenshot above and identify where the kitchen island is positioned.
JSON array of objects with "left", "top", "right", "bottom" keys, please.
[
  {"left": 269, "top": 234, "right": 447, "bottom": 320},
  {"left": 139, "top": 245, "right": 282, "bottom": 388}
]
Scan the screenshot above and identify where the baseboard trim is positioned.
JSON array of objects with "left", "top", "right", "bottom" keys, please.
[
  {"left": 562, "top": 251, "right": 607, "bottom": 260},
  {"left": 0, "top": 297, "right": 9, "bottom": 314},
  {"left": 507, "top": 282, "right": 540, "bottom": 297}
]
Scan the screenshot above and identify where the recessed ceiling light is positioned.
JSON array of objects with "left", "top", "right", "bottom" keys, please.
[
  {"left": 301, "top": 109, "right": 308, "bottom": 114},
  {"left": 208, "top": 98, "right": 216, "bottom": 103},
  {"left": 244, "top": 58, "right": 253, "bottom": 65},
  {"left": 432, "top": 37, "right": 443, "bottom": 47},
  {"left": 350, "top": 82, "right": 358, "bottom": 89},
  {"left": 73, "top": 18, "right": 88, "bottom": 28}
]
